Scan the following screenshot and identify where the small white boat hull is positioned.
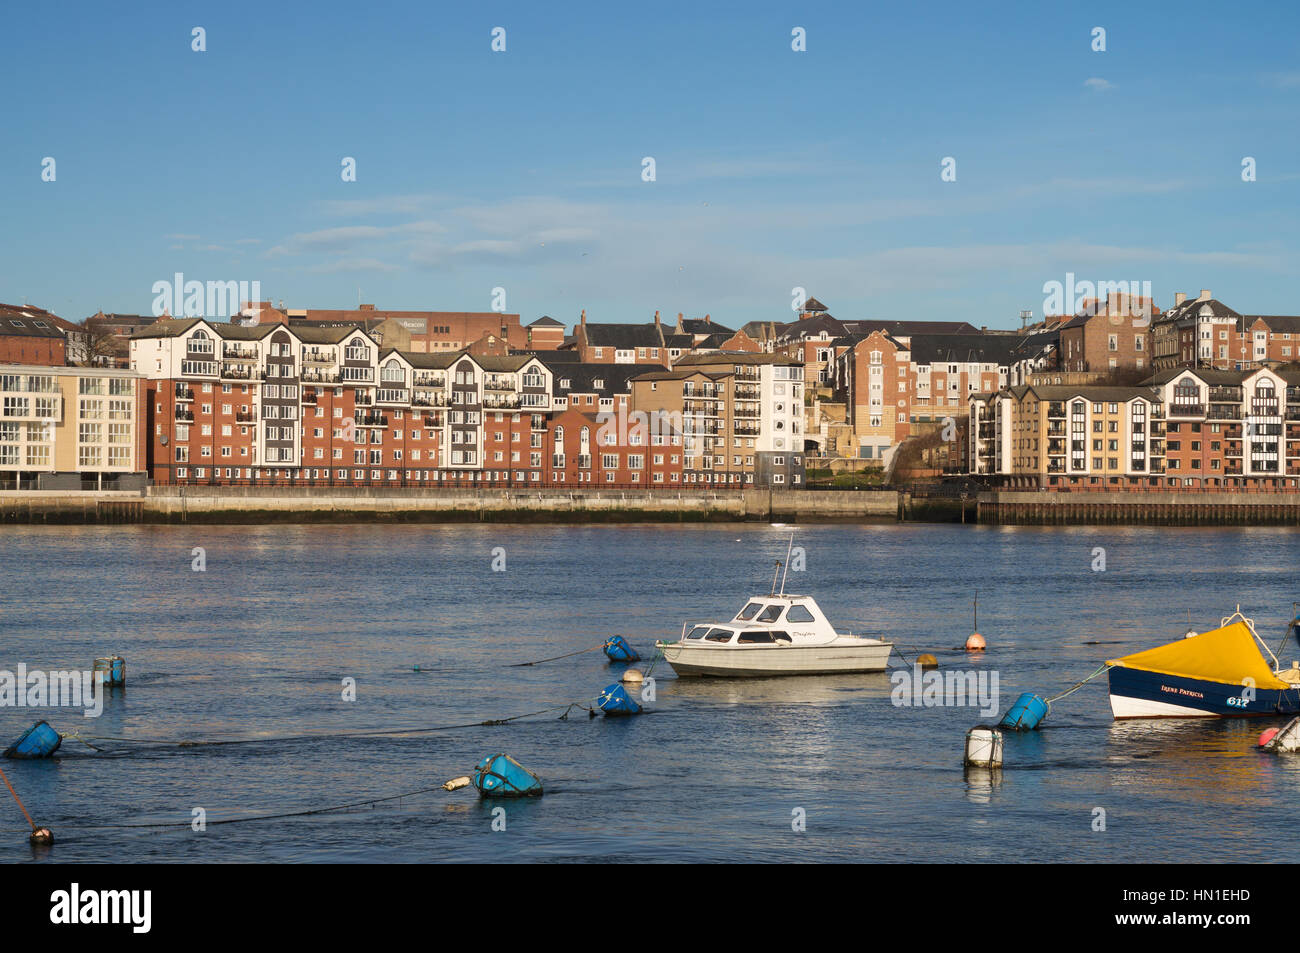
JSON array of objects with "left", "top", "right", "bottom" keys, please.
[{"left": 660, "top": 640, "right": 893, "bottom": 677}]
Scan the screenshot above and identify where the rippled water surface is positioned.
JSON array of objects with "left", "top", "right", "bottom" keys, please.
[{"left": 1, "top": 522, "right": 1298, "bottom": 862}]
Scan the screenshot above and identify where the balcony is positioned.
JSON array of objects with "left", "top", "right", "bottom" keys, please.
[
  {"left": 375, "top": 388, "right": 410, "bottom": 405},
  {"left": 484, "top": 394, "right": 520, "bottom": 409},
  {"left": 1167, "top": 403, "right": 1205, "bottom": 418},
  {"left": 235, "top": 411, "right": 256, "bottom": 423},
  {"left": 302, "top": 348, "right": 336, "bottom": 365},
  {"left": 1251, "top": 399, "right": 1280, "bottom": 416},
  {"left": 734, "top": 423, "right": 760, "bottom": 436},
  {"left": 413, "top": 373, "right": 446, "bottom": 387},
  {"left": 221, "top": 364, "right": 261, "bottom": 381},
  {"left": 222, "top": 345, "right": 259, "bottom": 361},
  {"left": 411, "top": 392, "right": 449, "bottom": 408},
  {"left": 175, "top": 408, "right": 194, "bottom": 423},
  {"left": 483, "top": 376, "right": 516, "bottom": 392},
  {"left": 301, "top": 370, "right": 340, "bottom": 384},
  {"left": 1206, "top": 405, "right": 1241, "bottom": 420},
  {"left": 174, "top": 386, "right": 194, "bottom": 401},
  {"left": 1208, "top": 387, "right": 1242, "bottom": 402},
  {"left": 734, "top": 383, "right": 760, "bottom": 399}
]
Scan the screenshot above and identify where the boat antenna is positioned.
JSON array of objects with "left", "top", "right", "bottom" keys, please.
[
  {"left": 974, "top": 590, "right": 978, "bottom": 632},
  {"left": 770, "top": 560, "right": 781, "bottom": 597},
  {"left": 779, "top": 532, "right": 794, "bottom": 596}
]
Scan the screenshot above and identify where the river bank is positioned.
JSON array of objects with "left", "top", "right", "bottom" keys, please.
[
  {"left": 5, "top": 487, "right": 1300, "bottom": 525},
  {"left": 0, "top": 487, "right": 900, "bottom": 524}
]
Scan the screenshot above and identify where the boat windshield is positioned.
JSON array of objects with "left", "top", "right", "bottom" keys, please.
[
  {"left": 686, "top": 626, "right": 711, "bottom": 640},
  {"left": 756, "top": 604, "right": 784, "bottom": 623},
  {"left": 735, "top": 602, "right": 763, "bottom": 621},
  {"left": 703, "top": 627, "right": 734, "bottom": 642}
]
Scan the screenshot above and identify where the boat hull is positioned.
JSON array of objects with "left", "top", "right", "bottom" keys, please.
[
  {"left": 661, "top": 641, "right": 893, "bottom": 677},
  {"left": 1107, "top": 666, "right": 1300, "bottom": 719}
]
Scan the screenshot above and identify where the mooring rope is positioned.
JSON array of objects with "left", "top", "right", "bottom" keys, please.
[
  {"left": 508, "top": 640, "right": 612, "bottom": 667},
  {"left": 64, "top": 701, "right": 595, "bottom": 751},
  {"left": 53, "top": 782, "right": 452, "bottom": 833},
  {"left": 1044, "top": 663, "right": 1109, "bottom": 705}
]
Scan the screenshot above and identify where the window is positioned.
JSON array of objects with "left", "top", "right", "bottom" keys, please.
[
  {"left": 756, "top": 604, "right": 783, "bottom": 623},
  {"left": 786, "top": 605, "right": 815, "bottom": 623}
]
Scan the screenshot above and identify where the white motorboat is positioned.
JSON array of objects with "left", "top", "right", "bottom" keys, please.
[{"left": 656, "top": 593, "right": 894, "bottom": 677}]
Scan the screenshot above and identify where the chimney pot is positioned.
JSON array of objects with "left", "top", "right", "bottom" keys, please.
[{"left": 1175, "top": 292, "right": 1187, "bottom": 306}]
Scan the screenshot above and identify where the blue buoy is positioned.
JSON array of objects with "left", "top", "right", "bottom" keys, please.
[
  {"left": 1000, "top": 692, "right": 1049, "bottom": 731},
  {"left": 93, "top": 656, "right": 125, "bottom": 688},
  {"left": 472, "top": 754, "right": 543, "bottom": 798},
  {"left": 4, "top": 721, "right": 62, "bottom": 759},
  {"left": 596, "top": 682, "right": 642, "bottom": 716},
  {"left": 603, "top": 636, "right": 640, "bottom": 663}
]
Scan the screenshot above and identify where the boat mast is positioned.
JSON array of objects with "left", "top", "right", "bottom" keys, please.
[
  {"left": 770, "top": 560, "right": 781, "bottom": 596},
  {"left": 779, "top": 532, "right": 794, "bottom": 596}
]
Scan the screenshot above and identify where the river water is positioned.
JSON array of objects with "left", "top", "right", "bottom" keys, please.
[{"left": 0, "top": 522, "right": 1297, "bottom": 862}]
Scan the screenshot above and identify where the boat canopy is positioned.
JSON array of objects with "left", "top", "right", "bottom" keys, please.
[{"left": 1107, "top": 621, "right": 1290, "bottom": 690}]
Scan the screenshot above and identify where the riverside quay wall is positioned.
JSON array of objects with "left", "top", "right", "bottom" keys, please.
[
  {"left": 976, "top": 490, "right": 1300, "bottom": 526},
  {"left": 0, "top": 487, "right": 900, "bottom": 525}
]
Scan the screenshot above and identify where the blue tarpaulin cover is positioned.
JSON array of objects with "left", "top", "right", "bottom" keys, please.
[
  {"left": 597, "top": 682, "right": 642, "bottom": 716},
  {"left": 603, "top": 636, "right": 640, "bottom": 663}
]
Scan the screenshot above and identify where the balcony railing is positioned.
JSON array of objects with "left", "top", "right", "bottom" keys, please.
[
  {"left": 301, "top": 370, "right": 340, "bottom": 384},
  {"left": 1168, "top": 403, "right": 1205, "bottom": 417}
]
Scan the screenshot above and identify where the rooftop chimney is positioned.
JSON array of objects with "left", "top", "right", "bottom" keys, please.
[
  {"left": 580, "top": 309, "right": 586, "bottom": 328},
  {"left": 653, "top": 309, "right": 661, "bottom": 330},
  {"left": 1175, "top": 292, "right": 1186, "bottom": 306},
  {"left": 704, "top": 313, "right": 710, "bottom": 324},
  {"left": 1198, "top": 289, "right": 1212, "bottom": 301}
]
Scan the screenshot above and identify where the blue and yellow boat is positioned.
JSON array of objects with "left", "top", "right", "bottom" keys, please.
[{"left": 1106, "top": 607, "right": 1300, "bottom": 719}]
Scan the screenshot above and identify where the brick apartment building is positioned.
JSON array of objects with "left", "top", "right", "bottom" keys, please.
[
  {"left": 970, "top": 365, "right": 1300, "bottom": 489},
  {"left": 630, "top": 352, "right": 807, "bottom": 486}
]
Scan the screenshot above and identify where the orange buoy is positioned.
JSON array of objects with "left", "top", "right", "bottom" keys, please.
[
  {"left": 1259, "top": 728, "right": 1280, "bottom": 748},
  {"left": 917, "top": 653, "right": 939, "bottom": 669},
  {"left": 965, "top": 633, "right": 986, "bottom": 651}
]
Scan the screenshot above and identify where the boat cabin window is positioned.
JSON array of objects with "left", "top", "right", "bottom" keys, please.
[
  {"left": 786, "top": 605, "right": 815, "bottom": 623},
  {"left": 703, "top": 627, "right": 735, "bottom": 642},
  {"left": 737, "top": 630, "right": 778, "bottom": 644},
  {"left": 756, "top": 604, "right": 784, "bottom": 623},
  {"left": 686, "top": 626, "right": 711, "bottom": 640},
  {"left": 770, "top": 631, "right": 792, "bottom": 644},
  {"left": 735, "top": 602, "right": 763, "bottom": 621}
]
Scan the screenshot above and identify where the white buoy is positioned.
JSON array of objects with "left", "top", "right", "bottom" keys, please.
[
  {"left": 442, "top": 776, "right": 471, "bottom": 791},
  {"left": 621, "top": 668, "right": 644, "bottom": 685},
  {"left": 964, "top": 725, "right": 1004, "bottom": 767}
]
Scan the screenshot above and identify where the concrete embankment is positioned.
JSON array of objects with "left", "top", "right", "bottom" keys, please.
[
  {"left": 0, "top": 487, "right": 900, "bottom": 525},
  {"left": 978, "top": 490, "right": 1300, "bottom": 526}
]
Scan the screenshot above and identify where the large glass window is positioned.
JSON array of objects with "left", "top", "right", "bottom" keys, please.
[{"left": 786, "top": 605, "right": 815, "bottom": 623}]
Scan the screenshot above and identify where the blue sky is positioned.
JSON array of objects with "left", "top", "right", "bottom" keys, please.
[{"left": 3, "top": 0, "right": 1298, "bottom": 329}]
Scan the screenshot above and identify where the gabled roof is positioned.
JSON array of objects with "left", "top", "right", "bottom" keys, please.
[
  {"left": 548, "top": 363, "right": 645, "bottom": 395},
  {"left": 582, "top": 322, "right": 663, "bottom": 349},
  {"left": 841, "top": 319, "right": 981, "bottom": 337},
  {"left": 905, "top": 333, "right": 1023, "bottom": 366},
  {"left": 1143, "top": 367, "right": 1247, "bottom": 387},
  {"left": 678, "top": 318, "right": 735, "bottom": 335},
  {"left": 128, "top": 318, "right": 207, "bottom": 340},
  {"left": 800, "top": 297, "right": 829, "bottom": 313},
  {"left": 528, "top": 315, "right": 565, "bottom": 328}
]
